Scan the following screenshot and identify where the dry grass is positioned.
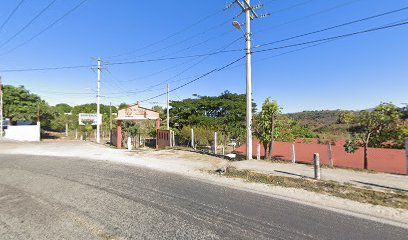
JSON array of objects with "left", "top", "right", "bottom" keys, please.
[{"left": 218, "top": 167, "right": 408, "bottom": 210}]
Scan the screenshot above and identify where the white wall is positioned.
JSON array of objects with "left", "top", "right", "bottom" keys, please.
[{"left": 5, "top": 122, "right": 40, "bottom": 141}]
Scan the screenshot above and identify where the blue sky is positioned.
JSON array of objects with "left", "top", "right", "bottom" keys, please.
[{"left": 0, "top": 0, "right": 407, "bottom": 113}]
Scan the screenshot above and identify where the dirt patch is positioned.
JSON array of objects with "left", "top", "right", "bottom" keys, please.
[{"left": 217, "top": 167, "right": 408, "bottom": 210}]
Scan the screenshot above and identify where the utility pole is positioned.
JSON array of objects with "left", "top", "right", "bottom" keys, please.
[
  {"left": 227, "top": 0, "right": 267, "bottom": 160},
  {"left": 109, "top": 102, "right": 112, "bottom": 143},
  {"left": 244, "top": 0, "right": 253, "bottom": 160},
  {"left": 0, "top": 76, "right": 3, "bottom": 137},
  {"left": 166, "top": 84, "right": 170, "bottom": 130},
  {"left": 96, "top": 58, "right": 101, "bottom": 144}
]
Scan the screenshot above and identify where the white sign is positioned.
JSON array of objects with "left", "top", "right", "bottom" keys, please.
[{"left": 78, "top": 113, "right": 102, "bottom": 126}]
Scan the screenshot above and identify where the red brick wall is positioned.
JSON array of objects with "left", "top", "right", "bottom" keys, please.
[{"left": 236, "top": 140, "right": 407, "bottom": 174}]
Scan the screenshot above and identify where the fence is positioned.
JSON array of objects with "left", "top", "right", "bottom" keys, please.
[{"left": 235, "top": 139, "right": 407, "bottom": 175}]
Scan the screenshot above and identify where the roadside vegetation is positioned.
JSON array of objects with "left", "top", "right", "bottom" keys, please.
[{"left": 218, "top": 167, "right": 408, "bottom": 210}]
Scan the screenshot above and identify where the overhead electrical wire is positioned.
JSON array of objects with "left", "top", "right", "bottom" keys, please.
[
  {"left": 105, "top": 8, "right": 226, "bottom": 60},
  {"left": 254, "top": 0, "right": 363, "bottom": 34},
  {"left": 256, "top": 5, "right": 408, "bottom": 47},
  {"left": 267, "top": 0, "right": 314, "bottom": 16},
  {"left": 104, "top": 0, "right": 307, "bottom": 70},
  {"left": 2, "top": 8, "right": 408, "bottom": 73},
  {"left": 0, "top": 0, "right": 58, "bottom": 49},
  {"left": 253, "top": 20, "right": 408, "bottom": 54},
  {"left": 0, "top": 0, "right": 89, "bottom": 56},
  {"left": 0, "top": 0, "right": 26, "bottom": 34},
  {"left": 140, "top": 55, "right": 246, "bottom": 103},
  {"left": 139, "top": 18, "right": 408, "bottom": 102},
  {"left": 122, "top": 36, "right": 243, "bottom": 95}
]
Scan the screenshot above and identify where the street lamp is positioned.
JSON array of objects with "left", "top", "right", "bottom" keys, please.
[{"left": 232, "top": 16, "right": 253, "bottom": 160}]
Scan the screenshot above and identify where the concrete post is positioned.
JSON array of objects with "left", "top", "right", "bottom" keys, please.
[
  {"left": 117, "top": 120, "right": 122, "bottom": 149},
  {"left": 214, "top": 132, "right": 217, "bottom": 155},
  {"left": 222, "top": 146, "right": 225, "bottom": 156},
  {"left": 127, "top": 137, "right": 132, "bottom": 151},
  {"left": 191, "top": 128, "right": 194, "bottom": 149},
  {"left": 256, "top": 143, "right": 260, "bottom": 160},
  {"left": 291, "top": 143, "right": 296, "bottom": 163},
  {"left": 155, "top": 118, "right": 160, "bottom": 150},
  {"left": 65, "top": 122, "right": 68, "bottom": 137},
  {"left": 172, "top": 131, "right": 175, "bottom": 147},
  {"left": 328, "top": 143, "right": 333, "bottom": 167},
  {"left": 314, "top": 153, "right": 321, "bottom": 180},
  {"left": 75, "top": 129, "right": 78, "bottom": 140}
]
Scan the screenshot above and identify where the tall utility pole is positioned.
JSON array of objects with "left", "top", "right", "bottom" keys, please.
[
  {"left": 244, "top": 0, "right": 253, "bottom": 160},
  {"left": 0, "top": 76, "right": 3, "bottom": 137},
  {"left": 166, "top": 84, "right": 170, "bottom": 130},
  {"left": 96, "top": 58, "right": 101, "bottom": 144},
  {"left": 227, "top": 0, "right": 267, "bottom": 160}
]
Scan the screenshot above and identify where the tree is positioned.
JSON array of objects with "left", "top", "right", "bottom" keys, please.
[
  {"left": 340, "top": 103, "right": 402, "bottom": 169},
  {"left": 255, "top": 98, "right": 281, "bottom": 160},
  {"left": 55, "top": 103, "right": 72, "bottom": 113},
  {"left": 3, "top": 85, "right": 43, "bottom": 123},
  {"left": 170, "top": 91, "right": 256, "bottom": 143},
  {"left": 118, "top": 102, "right": 128, "bottom": 110}
]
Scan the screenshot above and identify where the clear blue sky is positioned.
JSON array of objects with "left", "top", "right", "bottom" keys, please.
[{"left": 0, "top": 0, "right": 407, "bottom": 113}]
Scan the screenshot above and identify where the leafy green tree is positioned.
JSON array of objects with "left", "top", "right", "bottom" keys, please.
[
  {"left": 255, "top": 98, "right": 281, "bottom": 160},
  {"left": 55, "top": 103, "right": 72, "bottom": 113},
  {"left": 170, "top": 91, "right": 255, "bottom": 143},
  {"left": 340, "top": 103, "right": 403, "bottom": 169},
  {"left": 3, "top": 85, "right": 43, "bottom": 123},
  {"left": 118, "top": 102, "right": 128, "bottom": 110}
]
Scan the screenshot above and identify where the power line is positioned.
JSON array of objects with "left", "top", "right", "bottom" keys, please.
[
  {"left": 0, "top": 48, "right": 243, "bottom": 73},
  {"left": 141, "top": 55, "right": 246, "bottom": 102},
  {"left": 107, "top": 19, "right": 235, "bottom": 62},
  {"left": 267, "top": 0, "right": 313, "bottom": 16},
  {"left": 0, "top": 0, "right": 58, "bottom": 49},
  {"left": 3, "top": 18, "right": 407, "bottom": 73},
  {"left": 255, "top": 0, "right": 363, "bottom": 34},
  {"left": 254, "top": 20, "right": 408, "bottom": 54},
  {"left": 226, "top": 18, "right": 408, "bottom": 70},
  {"left": 0, "top": 0, "right": 26, "bottom": 34},
  {"left": 105, "top": 8, "right": 225, "bottom": 60},
  {"left": 0, "top": 64, "right": 94, "bottom": 73},
  {"left": 0, "top": 0, "right": 89, "bottom": 56},
  {"left": 118, "top": 58, "right": 195, "bottom": 83},
  {"left": 256, "top": 5, "right": 408, "bottom": 48},
  {"left": 103, "top": 49, "right": 243, "bottom": 66},
  {"left": 140, "top": 19, "right": 408, "bottom": 103},
  {"left": 124, "top": 36, "right": 243, "bottom": 94}
]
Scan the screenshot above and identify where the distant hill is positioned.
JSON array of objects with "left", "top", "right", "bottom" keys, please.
[{"left": 285, "top": 110, "right": 350, "bottom": 140}]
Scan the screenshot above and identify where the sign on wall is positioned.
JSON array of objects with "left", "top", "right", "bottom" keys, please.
[{"left": 78, "top": 113, "right": 102, "bottom": 125}]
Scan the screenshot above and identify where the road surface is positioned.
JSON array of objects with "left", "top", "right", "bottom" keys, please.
[{"left": 0, "top": 154, "right": 406, "bottom": 239}]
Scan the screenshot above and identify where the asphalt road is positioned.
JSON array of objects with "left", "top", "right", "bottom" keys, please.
[{"left": 0, "top": 154, "right": 406, "bottom": 240}]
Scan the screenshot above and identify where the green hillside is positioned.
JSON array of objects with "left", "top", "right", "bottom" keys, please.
[{"left": 285, "top": 110, "right": 349, "bottom": 140}]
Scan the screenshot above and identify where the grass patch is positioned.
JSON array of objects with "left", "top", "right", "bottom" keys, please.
[{"left": 218, "top": 167, "right": 408, "bottom": 210}]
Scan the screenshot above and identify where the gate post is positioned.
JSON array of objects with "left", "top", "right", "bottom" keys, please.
[
  {"left": 117, "top": 120, "right": 122, "bottom": 149},
  {"left": 155, "top": 118, "right": 160, "bottom": 150}
]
